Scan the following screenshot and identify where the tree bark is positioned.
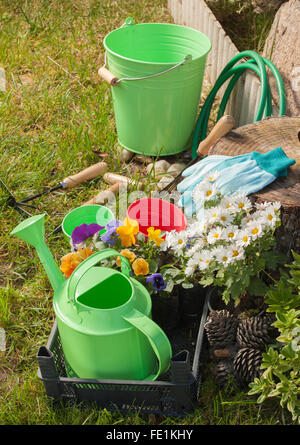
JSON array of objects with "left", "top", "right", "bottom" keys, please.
[{"left": 263, "top": 0, "right": 300, "bottom": 117}]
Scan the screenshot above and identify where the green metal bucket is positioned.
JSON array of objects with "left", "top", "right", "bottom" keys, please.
[{"left": 100, "top": 18, "right": 211, "bottom": 156}]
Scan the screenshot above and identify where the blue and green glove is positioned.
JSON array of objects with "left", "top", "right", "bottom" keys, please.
[{"left": 177, "top": 147, "right": 296, "bottom": 216}]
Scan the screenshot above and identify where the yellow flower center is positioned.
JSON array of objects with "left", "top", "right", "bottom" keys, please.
[
  {"left": 232, "top": 250, "right": 239, "bottom": 257},
  {"left": 178, "top": 239, "right": 183, "bottom": 244},
  {"left": 252, "top": 228, "right": 259, "bottom": 235},
  {"left": 213, "top": 233, "right": 220, "bottom": 239},
  {"left": 206, "top": 190, "right": 212, "bottom": 197},
  {"left": 220, "top": 216, "right": 227, "bottom": 221},
  {"left": 228, "top": 232, "right": 234, "bottom": 238},
  {"left": 267, "top": 214, "right": 273, "bottom": 220},
  {"left": 243, "top": 236, "right": 248, "bottom": 242},
  {"left": 238, "top": 202, "right": 244, "bottom": 208}
]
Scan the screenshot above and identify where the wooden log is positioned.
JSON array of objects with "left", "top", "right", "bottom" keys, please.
[{"left": 263, "top": 0, "right": 300, "bottom": 117}]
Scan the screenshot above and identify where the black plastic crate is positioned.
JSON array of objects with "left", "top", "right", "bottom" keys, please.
[{"left": 37, "top": 289, "right": 211, "bottom": 417}]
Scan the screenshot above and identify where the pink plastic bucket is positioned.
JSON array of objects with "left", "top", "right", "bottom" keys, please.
[{"left": 127, "top": 198, "right": 187, "bottom": 236}]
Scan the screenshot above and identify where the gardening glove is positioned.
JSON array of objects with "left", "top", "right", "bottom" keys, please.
[
  {"left": 177, "top": 155, "right": 230, "bottom": 216},
  {"left": 177, "top": 147, "right": 296, "bottom": 217}
]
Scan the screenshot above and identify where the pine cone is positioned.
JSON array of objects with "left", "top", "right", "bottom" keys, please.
[
  {"left": 236, "top": 313, "right": 278, "bottom": 350},
  {"left": 233, "top": 348, "right": 263, "bottom": 385},
  {"left": 215, "top": 360, "right": 235, "bottom": 388},
  {"left": 205, "top": 310, "right": 238, "bottom": 349}
]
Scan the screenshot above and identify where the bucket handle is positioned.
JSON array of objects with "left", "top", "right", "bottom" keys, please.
[
  {"left": 67, "top": 248, "right": 131, "bottom": 303},
  {"left": 123, "top": 308, "right": 172, "bottom": 380},
  {"left": 98, "top": 54, "right": 192, "bottom": 86}
]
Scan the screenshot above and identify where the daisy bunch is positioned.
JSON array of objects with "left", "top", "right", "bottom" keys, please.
[{"left": 161, "top": 173, "right": 283, "bottom": 304}]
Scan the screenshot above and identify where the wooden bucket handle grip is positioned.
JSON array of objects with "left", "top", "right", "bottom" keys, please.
[{"left": 98, "top": 67, "right": 119, "bottom": 86}]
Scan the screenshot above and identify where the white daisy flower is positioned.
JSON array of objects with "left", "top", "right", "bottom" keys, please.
[
  {"left": 269, "top": 201, "right": 281, "bottom": 213},
  {"left": 241, "top": 214, "right": 254, "bottom": 228},
  {"left": 255, "top": 201, "right": 269, "bottom": 211},
  {"left": 188, "top": 249, "right": 211, "bottom": 271},
  {"left": 213, "top": 246, "right": 232, "bottom": 266},
  {"left": 262, "top": 207, "right": 277, "bottom": 227},
  {"left": 223, "top": 226, "right": 237, "bottom": 242},
  {"left": 228, "top": 244, "right": 245, "bottom": 262},
  {"left": 219, "top": 195, "right": 237, "bottom": 212},
  {"left": 205, "top": 207, "right": 220, "bottom": 225},
  {"left": 171, "top": 232, "right": 188, "bottom": 254},
  {"left": 216, "top": 209, "right": 234, "bottom": 226},
  {"left": 198, "top": 251, "right": 212, "bottom": 271},
  {"left": 255, "top": 201, "right": 281, "bottom": 213},
  {"left": 246, "top": 221, "right": 263, "bottom": 240},
  {"left": 236, "top": 230, "right": 252, "bottom": 247},
  {"left": 187, "top": 220, "right": 207, "bottom": 237},
  {"left": 205, "top": 170, "right": 220, "bottom": 183},
  {"left": 207, "top": 227, "right": 224, "bottom": 245},
  {"left": 193, "top": 182, "right": 220, "bottom": 202},
  {"left": 231, "top": 193, "right": 252, "bottom": 213}
]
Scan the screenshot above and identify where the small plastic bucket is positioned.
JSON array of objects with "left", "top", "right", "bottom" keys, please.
[
  {"left": 100, "top": 18, "right": 211, "bottom": 156},
  {"left": 62, "top": 205, "right": 114, "bottom": 239},
  {"left": 127, "top": 198, "right": 187, "bottom": 236}
]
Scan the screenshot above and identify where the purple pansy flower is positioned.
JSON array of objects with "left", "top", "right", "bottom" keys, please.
[
  {"left": 71, "top": 223, "right": 104, "bottom": 247},
  {"left": 101, "top": 219, "right": 123, "bottom": 246},
  {"left": 146, "top": 273, "right": 167, "bottom": 292}
]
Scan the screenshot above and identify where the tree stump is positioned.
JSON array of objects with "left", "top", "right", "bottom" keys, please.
[
  {"left": 209, "top": 116, "right": 300, "bottom": 253},
  {"left": 263, "top": 0, "right": 300, "bottom": 117}
]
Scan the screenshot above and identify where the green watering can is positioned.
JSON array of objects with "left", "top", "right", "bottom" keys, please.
[{"left": 11, "top": 214, "right": 172, "bottom": 381}]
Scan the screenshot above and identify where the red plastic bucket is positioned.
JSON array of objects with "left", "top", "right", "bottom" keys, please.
[{"left": 127, "top": 198, "right": 187, "bottom": 236}]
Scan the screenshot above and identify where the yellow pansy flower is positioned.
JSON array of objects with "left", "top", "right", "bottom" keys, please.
[
  {"left": 60, "top": 247, "right": 94, "bottom": 278},
  {"left": 147, "top": 227, "right": 164, "bottom": 246},
  {"left": 116, "top": 218, "right": 139, "bottom": 247},
  {"left": 132, "top": 258, "right": 149, "bottom": 276},
  {"left": 116, "top": 249, "right": 136, "bottom": 266}
]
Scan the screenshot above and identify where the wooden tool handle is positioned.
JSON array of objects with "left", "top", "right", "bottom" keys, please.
[
  {"left": 84, "top": 182, "right": 120, "bottom": 205},
  {"left": 104, "top": 172, "right": 145, "bottom": 190},
  {"left": 103, "top": 172, "right": 131, "bottom": 185},
  {"left": 197, "top": 115, "right": 235, "bottom": 156},
  {"left": 62, "top": 162, "right": 108, "bottom": 189},
  {"left": 98, "top": 67, "right": 119, "bottom": 86}
]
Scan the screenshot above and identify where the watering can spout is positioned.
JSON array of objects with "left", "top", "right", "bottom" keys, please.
[{"left": 11, "top": 214, "right": 64, "bottom": 293}]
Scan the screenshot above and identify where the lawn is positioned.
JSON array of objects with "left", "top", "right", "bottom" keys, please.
[{"left": 0, "top": 0, "right": 294, "bottom": 425}]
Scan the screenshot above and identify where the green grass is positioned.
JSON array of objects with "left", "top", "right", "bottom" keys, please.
[{"left": 0, "top": 0, "right": 294, "bottom": 425}]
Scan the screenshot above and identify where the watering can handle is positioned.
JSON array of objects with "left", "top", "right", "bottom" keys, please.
[
  {"left": 67, "top": 248, "right": 131, "bottom": 303},
  {"left": 123, "top": 308, "right": 172, "bottom": 380}
]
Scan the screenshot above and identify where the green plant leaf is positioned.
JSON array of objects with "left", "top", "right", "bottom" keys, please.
[{"left": 248, "top": 276, "right": 268, "bottom": 296}]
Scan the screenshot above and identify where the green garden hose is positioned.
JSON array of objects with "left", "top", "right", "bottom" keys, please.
[{"left": 192, "top": 50, "right": 286, "bottom": 159}]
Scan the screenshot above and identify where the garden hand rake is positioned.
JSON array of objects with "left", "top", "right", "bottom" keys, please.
[{"left": 0, "top": 162, "right": 107, "bottom": 218}]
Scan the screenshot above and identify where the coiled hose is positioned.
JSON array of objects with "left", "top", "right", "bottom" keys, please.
[{"left": 191, "top": 50, "right": 286, "bottom": 159}]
